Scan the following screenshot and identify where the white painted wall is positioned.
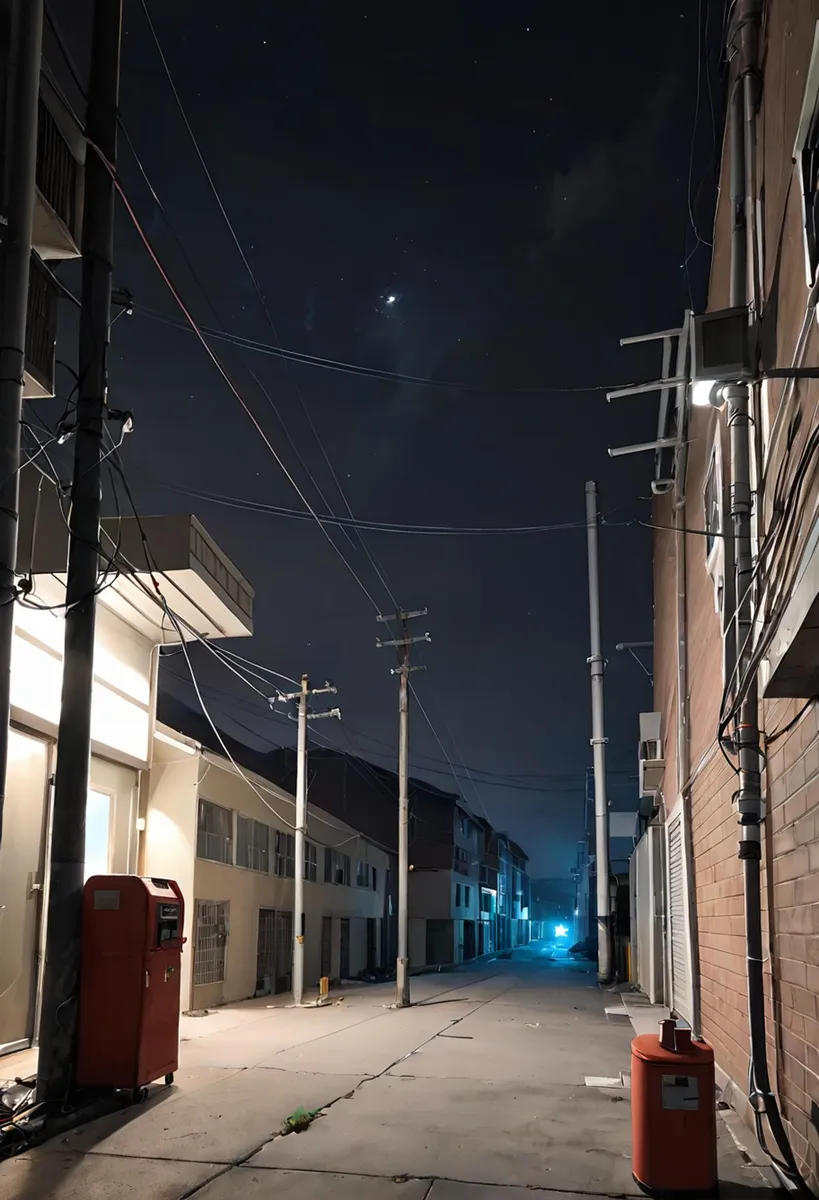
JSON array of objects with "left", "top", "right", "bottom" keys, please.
[
  {"left": 11, "top": 578, "right": 154, "bottom": 767},
  {"left": 144, "top": 734, "right": 389, "bottom": 1009},
  {"left": 142, "top": 735, "right": 201, "bottom": 1010}
]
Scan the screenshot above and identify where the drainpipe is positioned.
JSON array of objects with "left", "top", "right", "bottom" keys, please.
[{"left": 727, "top": 4, "right": 806, "bottom": 1188}]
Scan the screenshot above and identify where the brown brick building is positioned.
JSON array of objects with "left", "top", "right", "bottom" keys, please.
[{"left": 629, "top": 1, "right": 819, "bottom": 1189}]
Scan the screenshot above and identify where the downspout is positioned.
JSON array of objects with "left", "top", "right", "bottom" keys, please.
[
  {"left": 136, "top": 640, "right": 162, "bottom": 876},
  {"left": 727, "top": 4, "right": 806, "bottom": 1188},
  {"left": 671, "top": 318, "right": 699, "bottom": 1032}
]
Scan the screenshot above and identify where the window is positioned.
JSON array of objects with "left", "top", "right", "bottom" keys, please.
[
  {"left": 795, "top": 23, "right": 819, "bottom": 286},
  {"left": 456, "top": 883, "right": 462, "bottom": 907},
  {"left": 197, "top": 799, "right": 233, "bottom": 864},
  {"left": 325, "top": 849, "right": 351, "bottom": 885},
  {"left": 237, "top": 816, "right": 270, "bottom": 873},
  {"left": 193, "top": 900, "right": 228, "bottom": 985},
  {"left": 371, "top": 866, "right": 377, "bottom": 892},
  {"left": 304, "top": 841, "right": 317, "bottom": 882},
  {"left": 459, "top": 815, "right": 472, "bottom": 838},
  {"left": 703, "top": 448, "right": 722, "bottom": 563},
  {"left": 464, "top": 885, "right": 471, "bottom": 908},
  {"left": 454, "top": 846, "right": 470, "bottom": 875},
  {"left": 702, "top": 430, "right": 736, "bottom": 686},
  {"left": 274, "top": 831, "right": 295, "bottom": 877},
  {"left": 357, "top": 860, "right": 370, "bottom": 888}
]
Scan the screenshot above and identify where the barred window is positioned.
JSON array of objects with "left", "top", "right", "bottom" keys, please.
[
  {"left": 193, "top": 900, "right": 228, "bottom": 985},
  {"left": 197, "top": 799, "right": 233, "bottom": 864},
  {"left": 237, "top": 815, "right": 270, "bottom": 873}
]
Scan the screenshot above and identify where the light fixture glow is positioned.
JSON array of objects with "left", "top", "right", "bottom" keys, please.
[
  {"left": 691, "top": 379, "right": 722, "bottom": 408},
  {"left": 385, "top": 294, "right": 397, "bottom": 305},
  {"left": 555, "top": 924, "right": 569, "bottom": 939}
]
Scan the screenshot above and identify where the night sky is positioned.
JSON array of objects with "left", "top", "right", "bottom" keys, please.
[{"left": 47, "top": 1, "right": 721, "bottom": 877}]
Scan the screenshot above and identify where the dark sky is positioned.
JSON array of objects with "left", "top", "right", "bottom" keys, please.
[{"left": 48, "top": 1, "right": 721, "bottom": 876}]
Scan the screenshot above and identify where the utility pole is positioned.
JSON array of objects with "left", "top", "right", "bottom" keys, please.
[
  {"left": 0, "top": 0, "right": 44, "bottom": 851},
  {"left": 277, "top": 676, "right": 340, "bottom": 1006},
  {"left": 585, "top": 481, "right": 612, "bottom": 984},
  {"left": 376, "top": 608, "right": 430, "bottom": 1008},
  {"left": 36, "top": 0, "right": 123, "bottom": 1104}
]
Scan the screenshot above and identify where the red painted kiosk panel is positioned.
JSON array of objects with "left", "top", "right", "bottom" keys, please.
[{"left": 76, "top": 876, "right": 184, "bottom": 1090}]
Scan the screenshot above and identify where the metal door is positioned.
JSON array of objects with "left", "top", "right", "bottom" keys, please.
[
  {"left": 274, "top": 910, "right": 292, "bottom": 993},
  {"left": 256, "top": 908, "right": 275, "bottom": 995},
  {"left": 339, "top": 917, "right": 350, "bottom": 979},
  {"left": 321, "top": 915, "right": 332, "bottom": 978},
  {"left": 0, "top": 730, "right": 50, "bottom": 1053},
  {"left": 667, "top": 808, "right": 692, "bottom": 1023}
]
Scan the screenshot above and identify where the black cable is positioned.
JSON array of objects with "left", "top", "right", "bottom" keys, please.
[{"left": 766, "top": 698, "right": 817, "bottom": 746}]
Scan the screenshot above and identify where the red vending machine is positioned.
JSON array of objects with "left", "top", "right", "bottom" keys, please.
[{"left": 76, "top": 876, "right": 185, "bottom": 1095}]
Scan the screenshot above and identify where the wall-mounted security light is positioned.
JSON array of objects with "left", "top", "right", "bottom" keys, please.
[{"left": 691, "top": 379, "right": 725, "bottom": 408}]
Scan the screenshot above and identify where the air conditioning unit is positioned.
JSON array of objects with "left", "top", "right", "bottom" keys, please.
[
  {"left": 638, "top": 712, "right": 665, "bottom": 798},
  {"left": 691, "top": 307, "right": 756, "bottom": 384}
]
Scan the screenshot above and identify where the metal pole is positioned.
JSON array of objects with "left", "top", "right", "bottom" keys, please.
[
  {"left": 585, "top": 480, "right": 612, "bottom": 983},
  {"left": 293, "top": 675, "right": 307, "bottom": 1006},
  {"left": 0, "top": 0, "right": 44, "bottom": 851},
  {"left": 396, "top": 651, "right": 410, "bottom": 1007},
  {"left": 36, "top": 0, "right": 122, "bottom": 1103}
]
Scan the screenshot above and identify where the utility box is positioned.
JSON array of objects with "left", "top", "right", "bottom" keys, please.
[
  {"left": 76, "top": 876, "right": 185, "bottom": 1093},
  {"left": 631, "top": 1025, "right": 717, "bottom": 1195}
]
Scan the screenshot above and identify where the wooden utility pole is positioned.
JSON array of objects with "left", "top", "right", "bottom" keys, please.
[{"left": 377, "top": 609, "right": 430, "bottom": 1007}]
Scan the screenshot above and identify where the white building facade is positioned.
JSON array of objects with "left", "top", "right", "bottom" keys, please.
[{"left": 144, "top": 726, "right": 391, "bottom": 1011}]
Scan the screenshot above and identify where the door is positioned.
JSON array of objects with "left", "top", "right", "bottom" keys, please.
[
  {"left": 0, "top": 730, "right": 50, "bottom": 1053},
  {"left": 88, "top": 757, "right": 138, "bottom": 874},
  {"left": 321, "top": 916, "right": 332, "bottom": 979},
  {"left": 339, "top": 917, "right": 350, "bottom": 979},
  {"left": 366, "top": 918, "right": 377, "bottom": 972},
  {"left": 666, "top": 806, "right": 693, "bottom": 1024},
  {"left": 274, "top": 910, "right": 292, "bottom": 994},
  {"left": 256, "top": 908, "right": 276, "bottom": 995},
  {"left": 464, "top": 919, "right": 476, "bottom": 960},
  {"left": 426, "top": 919, "right": 454, "bottom": 965}
]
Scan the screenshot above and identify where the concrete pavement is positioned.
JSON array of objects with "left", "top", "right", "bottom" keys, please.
[{"left": 0, "top": 946, "right": 775, "bottom": 1200}]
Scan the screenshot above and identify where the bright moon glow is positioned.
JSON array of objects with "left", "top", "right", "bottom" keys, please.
[
  {"left": 555, "top": 924, "right": 569, "bottom": 939},
  {"left": 385, "top": 295, "right": 397, "bottom": 305}
]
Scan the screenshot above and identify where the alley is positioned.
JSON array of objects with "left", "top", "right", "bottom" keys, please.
[{"left": 0, "top": 948, "right": 773, "bottom": 1200}]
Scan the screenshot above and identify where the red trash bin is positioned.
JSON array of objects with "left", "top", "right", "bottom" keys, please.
[{"left": 631, "top": 1022, "right": 718, "bottom": 1196}]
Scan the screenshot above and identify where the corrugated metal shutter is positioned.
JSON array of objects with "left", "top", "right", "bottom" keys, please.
[{"left": 667, "top": 813, "right": 691, "bottom": 1023}]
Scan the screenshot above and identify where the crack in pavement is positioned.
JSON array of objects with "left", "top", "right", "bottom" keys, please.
[{"left": 170, "top": 974, "right": 523, "bottom": 1200}]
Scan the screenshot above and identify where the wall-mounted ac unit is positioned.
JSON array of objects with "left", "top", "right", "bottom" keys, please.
[
  {"left": 638, "top": 712, "right": 665, "bottom": 798},
  {"left": 691, "top": 307, "right": 756, "bottom": 384}
]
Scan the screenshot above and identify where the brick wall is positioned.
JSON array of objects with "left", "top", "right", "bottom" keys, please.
[
  {"left": 764, "top": 697, "right": 819, "bottom": 1185},
  {"left": 650, "top": 2, "right": 819, "bottom": 1189}
]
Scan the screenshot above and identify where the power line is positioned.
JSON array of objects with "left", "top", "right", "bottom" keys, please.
[
  {"left": 138, "top": 304, "right": 635, "bottom": 396},
  {"left": 137, "top": 473, "right": 590, "bottom": 537},
  {"left": 116, "top": 120, "right": 358, "bottom": 555},
  {"left": 87, "top": 137, "right": 387, "bottom": 616}
]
